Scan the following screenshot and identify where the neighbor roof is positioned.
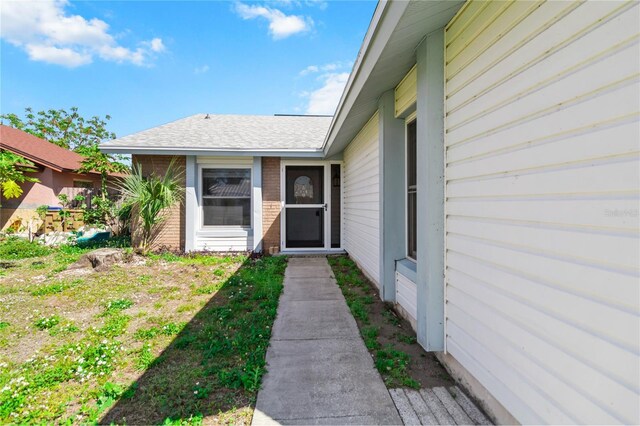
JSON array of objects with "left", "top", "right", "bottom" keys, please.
[
  {"left": 100, "top": 114, "right": 333, "bottom": 156},
  {"left": 0, "top": 125, "right": 92, "bottom": 173}
]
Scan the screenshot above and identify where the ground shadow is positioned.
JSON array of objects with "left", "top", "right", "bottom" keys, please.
[{"left": 100, "top": 254, "right": 287, "bottom": 425}]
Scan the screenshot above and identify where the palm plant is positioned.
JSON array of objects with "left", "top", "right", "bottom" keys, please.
[{"left": 117, "top": 159, "right": 184, "bottom": 253}]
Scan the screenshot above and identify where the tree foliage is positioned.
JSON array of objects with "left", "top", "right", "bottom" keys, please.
[
  {"left": 1, "top": 107, "right": 129, "bottom": 225},
  {"left": 117, "top": 160, "right": 184, "bottom": 253},
  {"left": 77, "top": 145, "right": 128, "bottom": 198},
  {"left": 1, "top": 107, "right": 115, "bottom": 151},
  {"left": 0, "top": 152, "right": 39, "bottom": 203}
]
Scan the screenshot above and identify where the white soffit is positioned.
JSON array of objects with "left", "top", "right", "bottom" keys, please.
[{"left": 324, "top": 0, "right": 464, "bottom": 157}]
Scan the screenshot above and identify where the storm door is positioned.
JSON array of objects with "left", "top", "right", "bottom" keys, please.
[{"left": 283, "top": 165, "right": 325, "bottom": 248}]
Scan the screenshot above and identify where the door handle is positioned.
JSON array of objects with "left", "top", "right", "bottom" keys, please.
[{"left": 323, "top": 203, "right": 328, "bottom": 211}]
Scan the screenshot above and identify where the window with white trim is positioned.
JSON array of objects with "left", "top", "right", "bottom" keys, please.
[
  {"left": 201, "top": 168, "right": 251, "bottom": 227},
  {"left": 407, "top": 119, "right": 417, "bottom": 260}
]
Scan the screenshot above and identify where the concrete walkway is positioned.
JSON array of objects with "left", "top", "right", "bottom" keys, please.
[{"left": 252, "top": 257, "right": 402, "bottom": 425}]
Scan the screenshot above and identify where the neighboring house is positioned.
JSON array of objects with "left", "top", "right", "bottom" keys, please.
[
  {"left": 100, "top": 1, "right": 640, "bottom": 424},
  {"left": 0, "top": 125, "right": 103, "bottom": 230}
]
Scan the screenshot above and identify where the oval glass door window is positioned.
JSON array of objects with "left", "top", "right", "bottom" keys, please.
[{"left": 294, "top": 176, "right": 314, "bottom": 203}]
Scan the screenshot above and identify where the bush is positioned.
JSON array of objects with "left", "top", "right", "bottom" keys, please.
[{"left": 0, "top": 237, "right": 50, "bottom": 260}]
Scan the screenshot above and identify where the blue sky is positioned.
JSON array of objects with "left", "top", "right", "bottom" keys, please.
[{"left": 0, "top": 0, "right": 377, "bottom": 138}]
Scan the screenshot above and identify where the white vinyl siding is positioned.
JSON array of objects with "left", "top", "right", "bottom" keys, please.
[
  {"left": 395, "top": 65, "right": 417, "bottom": 117},
  {"left": 194, "top": 229, "right": 253, "bottom": 252},
  {"left": 343, "top": 112, "right": 381, "bottom": 286},
  {"left": 444, "top": 1, "right": 640, "bottom": 425},
  {"left": 396, "top": 271, "right": 417, "bottom": 323}
]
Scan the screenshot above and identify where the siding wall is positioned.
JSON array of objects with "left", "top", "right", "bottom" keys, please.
[
  {"left": 396, "top": 271, "right": 417, "bottom": 324},
  {"left": 343, "top": 112, "right": 381, "bottom": 286},
  {"left": 444, "top": 1, "right": 640, "bottom": 424},
  {"left": 132, "top": 155, "right": 186, "bottom": 251},
  {"left": 395, "top": 65, "right": 417, "bottom": 118}
]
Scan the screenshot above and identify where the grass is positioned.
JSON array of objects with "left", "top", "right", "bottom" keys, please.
[
  {"left": 0, "top": 237, "right": 287, "bottom": 425},
  {"left": 328, "top": 255, "right": 421, "bottom": 389}
]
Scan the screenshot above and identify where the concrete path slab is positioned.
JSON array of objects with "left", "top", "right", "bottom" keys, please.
[
  {"left": 271, "top": 300, "right": 360, "bottom": 340},
  {"left": 253, "top": 256, "right": 402, "bottom": 426},
  {"left": 281, "top": 278, "right": 344, "bottom": 301}
]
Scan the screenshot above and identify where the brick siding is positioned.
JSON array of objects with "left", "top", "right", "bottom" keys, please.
[
  {"left": 262, "top": 157, "right": 281, "bottom": 254},
  {"left": 131, "top": 155, "right": 186, "bottom": 251}
]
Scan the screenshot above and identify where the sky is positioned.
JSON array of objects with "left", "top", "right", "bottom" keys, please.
[{"left": 0, "top": 0, "right": 377, "bottom": 139}]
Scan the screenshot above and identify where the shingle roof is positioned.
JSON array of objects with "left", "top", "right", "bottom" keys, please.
[
  {"left": 101, "top": 114, "right": 333, "bottom": 151},
  {"left": 0, "top": 125, "right": 88, "bottom": 173}
]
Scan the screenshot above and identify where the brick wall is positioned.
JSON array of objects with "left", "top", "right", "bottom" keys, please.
[
  {"left": 262, "top": 157, "right": 281, "bottom": 254},
  {"left": 131, "top": 155, "right": 186, "bottom": 251}
]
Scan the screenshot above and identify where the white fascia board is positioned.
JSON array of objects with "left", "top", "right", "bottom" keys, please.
[
  {"left": 322, "top": 0, "right": 409, "bottom": 157},
  {"left": 99, "top": 146, "right": 325, "bottom": 158}
]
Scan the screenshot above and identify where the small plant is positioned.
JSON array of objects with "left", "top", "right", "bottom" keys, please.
[
  {"left": 95, "top": 382, "right": 124, "bottom": 412},
  {"left": 361, "top": 326, "right": 380, "bottom": 350},
  {"left": 97, "top": 314, "right": 131, "bottom": 338},
  {"left": 117, "top": 160, "right": 184, "bottom": 254},
  {"left": 134, "top": 322, "right": 184, "bottom": 340},
  {"left": 397, "top": 333, "right": 417, "bottom": 344},
  {"left": 136, "top": 343, "right": 155, "bottom": 370},
  {"left": 0, "top": 322, "right": 9, "bottom": 330},
  {"left": 104, "top": 299, "right": 134, "bottom": 315},
  {"left": 375, "top": 345, "right": 419, "bottom": 389},
  {"left": 34, "top": 315, "right": 60, "bottom": 330}
]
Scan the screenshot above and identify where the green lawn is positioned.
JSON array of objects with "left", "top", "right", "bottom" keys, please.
[{"left": 0, "top": 238, "right": 286, "bottom": 425}]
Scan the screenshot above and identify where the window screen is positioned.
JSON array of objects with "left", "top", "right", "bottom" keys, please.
[{"left": 202, "top": 168, "right": 251, "bottom": 226}]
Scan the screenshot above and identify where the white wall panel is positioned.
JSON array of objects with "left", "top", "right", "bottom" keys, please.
[
  {"left": 444, "top": 1, "right": 640, "bottom": 424},
  {"left": 343, "top": 112, "right": 381, "bottom": 286},
  {"left": 396, "top": 271, "right": 417, "bottom": 322}
]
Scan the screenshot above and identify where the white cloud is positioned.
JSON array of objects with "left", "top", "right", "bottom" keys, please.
[
  {"left": 149, "top": 38, "right": 165, "bottom": 53},
  {"left": 25, "top": 44, "right": 92, "bottom": 67},
  {"left": 235, "top": 2, "right": 312, "bottom": 40},
  {"left": 298, "top": 61, "right": 352, "bottom": 76},
  {"left": 0, "top": 0, "right": 165, "bottom": 67},
  {"left": 194, "top": 65, "right": 210, "bottom": 75},
  {"left": 305, "top": 72, "right": 349, "bottom": 115},
  {"left": 299, "top": 65, "right": 318, "bottom": 76},
  {"left": 271, "top": 0, "right": 328, "bottom": 10}
]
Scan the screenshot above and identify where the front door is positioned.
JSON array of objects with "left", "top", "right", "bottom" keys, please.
[{"left": 283, "top": 165, "right": 326, "bottom": 249}]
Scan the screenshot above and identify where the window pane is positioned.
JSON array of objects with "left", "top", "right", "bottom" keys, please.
[
  {"left": 408, "top": 192, "right": 417, "bottom": 259},
  {"left": 203, "top": 169, "right": 250, "bottom": 198},
  {"left": 285, "top": 166, "right": 324, "bottom": 204},
  {"left": 407, "top": 119, "right": 417, "bottom": 259},
  {"left": 203, "top": 198, "right": 251, "bottom": 226},
  {"left": 407, "top": 120, "right": 417, "bottom": 188}
]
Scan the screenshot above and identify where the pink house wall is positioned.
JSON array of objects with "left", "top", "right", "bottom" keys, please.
[{"left": 0, "top": 169, "right": 101, "bottom": 229}]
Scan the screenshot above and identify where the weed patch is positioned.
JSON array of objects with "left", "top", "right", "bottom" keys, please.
[
  {"left": 0, "top": 242, "right": 284, "bottom": 425},
  {"left": 34, "top": 315, "right": 60, "bottom": 330},
  {"left": 328, "top": 255, "right": 454, "bottom": 390}
]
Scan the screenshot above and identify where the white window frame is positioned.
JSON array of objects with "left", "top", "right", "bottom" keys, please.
[
  {"left": 198, "top": 164, "right": 253, "bottom": 230},
  {"left": 405, "top": 111, "right": 418, "bottom": 262}
]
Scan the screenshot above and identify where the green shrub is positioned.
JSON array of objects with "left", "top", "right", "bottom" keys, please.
[{"left": 0, "top": 237, "right": 50, "bottom": 260}]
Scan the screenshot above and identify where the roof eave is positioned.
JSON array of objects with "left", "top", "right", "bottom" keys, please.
[
  {"left": 1, "top": 144, "right": 66, "bottom": 173},
  {"left": 99, "top": 145, "right": 326, "bottom": 158},
  {"left": 321, "top": 0, "right": 399, "bottom": 156},
  {"left": 322, "top": 0, "right": 464, "bottom": 157}
]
